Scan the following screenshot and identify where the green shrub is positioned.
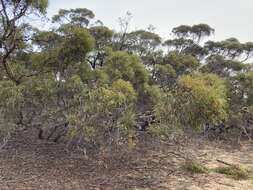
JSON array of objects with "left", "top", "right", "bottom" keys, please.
[
  {"left": 214, "top": 165, "right": 252, "bottom": 180},
  {"left": 182, "top": 160, "right": 209, "bottom": 174},
  {"left": 176, "top": 73, "right": 228, "bottom": 128}
]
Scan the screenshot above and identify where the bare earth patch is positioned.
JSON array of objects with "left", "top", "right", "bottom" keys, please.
[{"left": 0, "top": 131, "right": 253, "bottom": 190}]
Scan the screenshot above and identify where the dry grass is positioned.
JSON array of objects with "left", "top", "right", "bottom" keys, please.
[
  {"left": 182, "top": 160, "right": 209, "bottom": 174},
  {"left": 213, "top": 165, "right": 252, "bottom": 180},
  {"left": 182, "top": 159, "right": 253, "bottom": 180}
]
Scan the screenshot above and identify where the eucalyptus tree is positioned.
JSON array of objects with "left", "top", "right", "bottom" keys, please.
[
  {"left": 52, "top": 8, "right": 97, "bottom": 28},
  {"left": 125, "top": 30, "right": 162, "bottom": 56},
  {"left": 201, "top": 55, "right": 248, "bottom": 77},
  {"left": 0, "top": 0, "right": 49, "bottom": 148},
  {"left": 0, "top": 0, "right": 48, "bottom": 84},
  {"left": 172, "top": 24, "right": 214, "bottom": 43},
  {"left": 87, "top": 26, "right": 114, "bottom": 68},
  {"left": 204, "top": 38, "right": 253, "bottom": 62},
  {"left": 164, "top": 51, "right": 200, "bottom": 76},
  {"left": 164, "top": 24, "right": 214, "bottom": 60},
  {"left": 164, "top": 38, "right": 207, "bottom": 59}
]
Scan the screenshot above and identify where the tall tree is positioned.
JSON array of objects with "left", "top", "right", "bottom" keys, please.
[
  {"left": 52, "top": 8, "right": 97, "bottom": 28},
  {"left": 0, "top": 0, "right": 48, "bottom": 84}
]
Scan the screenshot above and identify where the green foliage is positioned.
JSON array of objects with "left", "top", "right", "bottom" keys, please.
[
  {"left": 151, "top": 92, "right": 180, "bottom": 136},
  {"left": 165, "top": 52, "right": 200, "bottom": 75},
  {"left": 71, "top": 79, "right": 138, "bottom": 144},
  {"left": 52, "top": 8, "right": 95, "bottom": 27},
  {"left": 172, "top": 25, "right": 192, "bottom": 38},
  {"left": 140, "top": 84, "right": 162, "bottom": 109},
  {"left": 172, "top": 24, "right": 214, "bottom": 42},
  {"left": 183, "top": 160, "right": 209, "bottom": 174},
  {"left": 22, "top": 76, "right": 57, "bottom": 102},
  {"left": 89, "top": 26, "right": 113, "bottom": 48},
  {"left": 214, "top": 165, "right": 252, "bottom": 180},
  {"left": 0, "top": 80, "right": 24, "bottom": 133},
  {"left": 59, "top": 27, "right": 95, "bottom": 64},
  {"left": 87, "top": 79, "right": 137, "bottom": 113},
  {"left": 104, "top": 51, "right": 149, "bottom": 88},
  {"left": 33, "top": 31, "right": 61, "bottom": 50},
  {"left": 111, "top": 79, "right": 137, "bottom": 101},
  {"left": 182, "top": 160, "right": 253, "bottom": 180},
  {"left": 237, "top": 71, "right": 253, "bottom": 105},
  {"left": 126, "top": 30, "right": 162, "bottom": 56},
  {"left": 0, "top": 0, "right": 252, "bottom": 150},
  {"left": 0, "top": 80, "right": 23, "bottom": 109},
  {"left": 176, "top": 73, "right": 228, "bottom": 128},
  {"left": 153, "top": 64, "right": 176, "bottom": 87},
  {"left": 204, "top": 38, "right": 253, "bottom": 60},
  {"left": 30, "top": 0, "right": 49, "bottom": 13},
  {"left": 202, "top": 55, "right": 247, "bottom": 77},
  {"left": 183, "top": 160, "right": 253, "bottom": 180}
]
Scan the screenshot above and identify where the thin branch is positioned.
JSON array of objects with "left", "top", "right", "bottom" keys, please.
[{"left": 216, "top": 159, "right": 234, "bottom": 167}]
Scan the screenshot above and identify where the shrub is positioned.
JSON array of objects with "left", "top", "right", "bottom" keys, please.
[
  {"left": 214, "top": 165, "right": 252, "bottom": 180},
  {"left": 176, "top": 73, "right": 228, "bottom": 129},
  {"left": 182, "top": 160, "right": 209, "bottom": 174}
]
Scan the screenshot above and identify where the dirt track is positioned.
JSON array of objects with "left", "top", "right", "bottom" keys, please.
[{"left": 0, "top": 131, "right": 253, "bottom": 190}]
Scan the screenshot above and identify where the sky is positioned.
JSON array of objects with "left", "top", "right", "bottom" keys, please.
[{"left": 46, "top": 0, "right": 252, "bottom": 42}]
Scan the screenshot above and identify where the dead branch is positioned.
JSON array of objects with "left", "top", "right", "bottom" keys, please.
[{"left": 216, "top": 159, "right": 234, "bottom": 167}]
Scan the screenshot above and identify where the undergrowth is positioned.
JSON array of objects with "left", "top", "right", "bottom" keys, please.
[{"left": 182, "top": 159, "right": 253, "bottom": 180}]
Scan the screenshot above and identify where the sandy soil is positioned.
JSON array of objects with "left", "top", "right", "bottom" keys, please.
[{"left": 0, "top": 131, "right": 253, "bottom": 190}]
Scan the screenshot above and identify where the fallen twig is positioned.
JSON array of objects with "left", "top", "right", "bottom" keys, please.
[{"left": 216, "top": 159, "right": 234, "bottom": 167}]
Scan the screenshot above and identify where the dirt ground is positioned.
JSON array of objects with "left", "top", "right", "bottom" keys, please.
[{"left": 0, "top": 131, "right": 253, "bottom": 190}]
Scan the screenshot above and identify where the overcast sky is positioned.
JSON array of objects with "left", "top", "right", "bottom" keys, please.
[{"left": 46, "top": 0, "right": 252, "bottom": 42}]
